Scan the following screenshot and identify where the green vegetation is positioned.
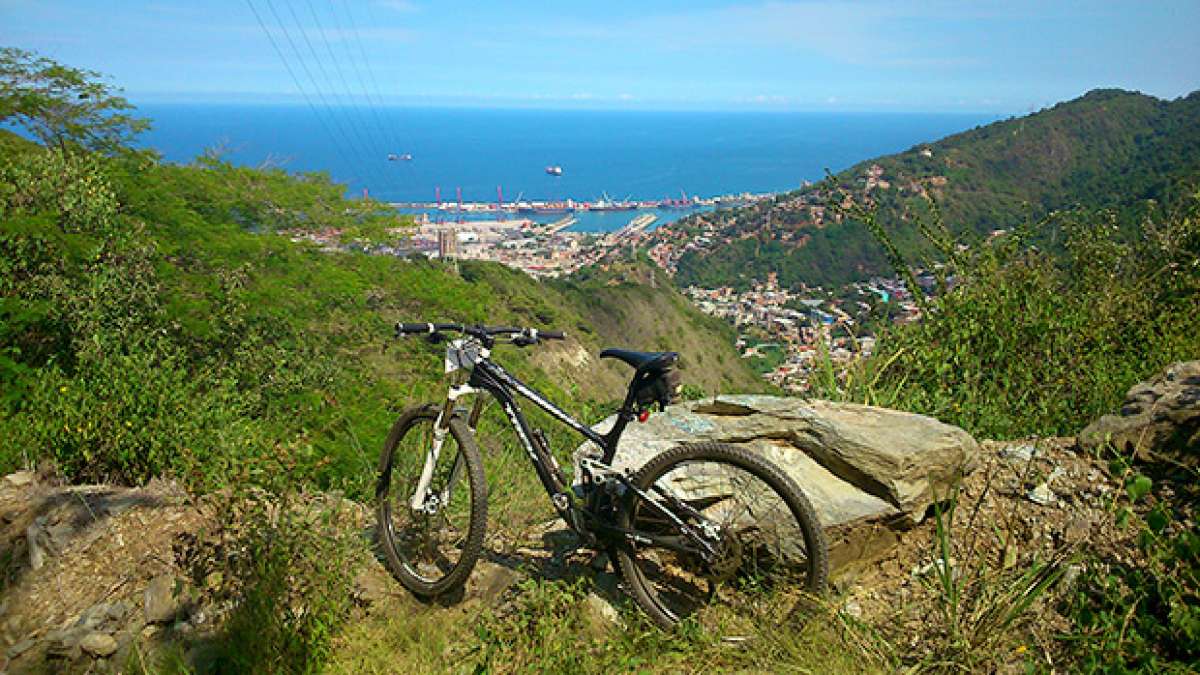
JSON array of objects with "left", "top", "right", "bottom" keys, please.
[
  {"left": 810, "top": 190, "right": 1200, "bottom": 671},
  {"left": 676, "top": 88, "right": 1200, "bottom": 290},
  {"left": 0, "top": 52, "right": 762, "bottom": 672},
  {"left": 0, "top": 46, "right": 149, "bottom": 154},
  {"left": 4, "top": 52, "right": 1196, "bottom": 673}
]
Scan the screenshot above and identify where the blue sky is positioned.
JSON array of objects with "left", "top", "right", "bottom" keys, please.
[{"left": 2, "top": 1, "right": 1198, "bottom": 112}]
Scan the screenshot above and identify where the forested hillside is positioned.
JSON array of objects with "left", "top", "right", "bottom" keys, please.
[{"left": 669, "top": 88, "right": 1200, "bottom": 289}]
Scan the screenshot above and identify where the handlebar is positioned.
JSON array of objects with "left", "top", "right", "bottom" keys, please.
[{"left": 395, "top": 322, "right": 565, "bottom": 343}]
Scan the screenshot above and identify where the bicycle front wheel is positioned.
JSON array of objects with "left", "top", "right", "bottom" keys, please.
[
  {"left": 376, "top": 404, "right": 487, "bottom": 597},
  {"left": 615, "top": 442, "right": 829, "bottom": 631}
]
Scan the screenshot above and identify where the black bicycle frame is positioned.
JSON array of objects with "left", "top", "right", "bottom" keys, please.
[
  {"left": 466, "top": 358, "right": 631, "bottom": 494},
  {"left": 463, "top": 356, "right": 715, "bottom": 559}
]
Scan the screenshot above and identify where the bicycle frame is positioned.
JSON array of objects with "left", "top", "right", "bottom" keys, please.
[{"left": 405, "top": 334, "right": 718, "bottom": 560}]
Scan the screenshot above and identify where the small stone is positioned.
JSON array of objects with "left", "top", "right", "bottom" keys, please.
[
  {"left": 6, "top": 638, "right": 36, "bottom": 658},
  {"left": 80, "top": 632, "right": 118, "bottom": 658},
  {"left": 1000, "top": 444, "right": 1036, "bottom": 463},
  {"left": 144, "top": 575, "right": 181, "bottom": 624},
  {"left": 45, "top": 627, "right": 87, "bottom": 659},
  {"left": 75, "top": 604, "right": 111, "bottom": 630},
  {"left": 26, "top": 522, "right": 47, "bottom": 570},
  {"left": 1027, "top": 483, "right": 1057, "bottom": 506},
  {"left": 466, "top": 561, "right": 520, "bottom": 605},
  {"left": 107, "top": 601, "right": 130, "bottom": 621},
  {"left": 581, "top": 592, "right": 621, "bottom": 635},
  {"left": 841, "top": 599, "right": 863, "bottom": 619},
  {"left": 3, "top": 471, "right": 35, "bottom": 487},
  {"left": 141, "top": 625, "right": 158, "bottom": 640},
  {"left": 1064, "top": 517, "right": 1091, "bottom": 543}
]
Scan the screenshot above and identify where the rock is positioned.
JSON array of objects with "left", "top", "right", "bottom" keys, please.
[
  {"left": 1027, "top": 483, "right": 1057, "bottom": 507},
  {"left": 6, "top": 637, "right": 36, "bottom": 659},
  {"left": 581, "top": 592, "right": 622, "bottom": 635},
  {"left": 75, "top": 603, "right": 113, "bottom": 630},
  {"left": 1080, "top": 361, "right": 1200, "bottom": 458},
  {"left": 575, "top": 395, "right": 979, "bottom": 568},
  {"left": 353, "top": 564, "right": 397, "bottom": 606},
  {"left": 144, "top": 574, "right": 181, "bottom": 624},
  {"left": 1000, "top": 444, "right": 1036, "bottom": 463},
  {"left": 3, "top": 471, "right": 35, "bottom": 488},
  {"left": 26, "top": 521, "right": 48, "bottom": 570},
  {"left": 465, "top": 561, "right": 520, "bottom": 605},
  {"left": 45, "top": 627, "right": 87, "bottom": 659},
  {"left": 840, "top": 599, "right": 863, "bottom": 619},
  {"left": 79, "top": 631, "right": 118, "bottom": 658}
]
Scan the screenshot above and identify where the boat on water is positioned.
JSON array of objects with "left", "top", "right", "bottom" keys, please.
[
  {"left": 545, "top": 165, "right": 563, "bottom": 176},
  {"left": 388, "top": 153, "right": 413, "bottom": 161}
]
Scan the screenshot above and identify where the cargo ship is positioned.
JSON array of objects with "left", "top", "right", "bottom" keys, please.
[{"left": 545, "top": 165, "right": 563, "bottom": 176}]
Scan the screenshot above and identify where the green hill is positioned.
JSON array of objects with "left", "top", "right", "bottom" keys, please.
[
  {"left": 0, "top": 128, "right": 761, "bottom": 497},
  {"left": 669, "top": 88, "right": 1200, "bottom": 290}
]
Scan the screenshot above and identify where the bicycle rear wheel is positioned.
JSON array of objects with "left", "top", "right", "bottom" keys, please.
[
  {"left": 614, "top": 442, "right": 828, "bottom": 631},
  {"left": 376, "top": 404, "right": 487, "bottom": 597}
]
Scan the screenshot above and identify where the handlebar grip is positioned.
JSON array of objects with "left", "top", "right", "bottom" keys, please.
[
  {"left": 396, "top": 322, "right": 459, "bottom": 335},
  {"left": 396, "top": 322, "right": 434, "bottom": 335},
  {"left": 538, "top": 330, "right": 566, "bottom": 340}
]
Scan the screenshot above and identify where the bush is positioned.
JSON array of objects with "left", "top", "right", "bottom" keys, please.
[
  {"left": 813, "top": 192, "right": 1200, "bottom": 440},
  {"left": 181, "top": 490, "right": 367, "bottom": 674}
]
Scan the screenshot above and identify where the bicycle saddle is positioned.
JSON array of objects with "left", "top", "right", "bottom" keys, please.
[{"left": 599, "top": 348, "right": 678, "bottom": 373}]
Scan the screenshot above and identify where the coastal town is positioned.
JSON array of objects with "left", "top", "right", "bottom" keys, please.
[
  {"left": 289, "top": 166, "right": 943, "bottom": 392},
  {"left": 683, "top": 271, "right": 925, "bottom": 390}
]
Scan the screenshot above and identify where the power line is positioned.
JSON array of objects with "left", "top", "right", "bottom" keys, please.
[
  {"left": 243, "top": 0, "right": 363, "bottom": 189},
  {"left": 274, "top": 0, "right": 379, "bottom": 186},
  {"left": 304, "top": 0, "right": 385, "bottom": 166},
  {"left": 332, "top": 0, "right": 401, "bottom": 158}
]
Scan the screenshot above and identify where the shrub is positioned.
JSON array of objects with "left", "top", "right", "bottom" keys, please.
[
  {"left": 181, "top": 490, "right": 367, "bottom": 674},
  {"left": 813, "top": 192, "right": 1200, "bottom": 440}
]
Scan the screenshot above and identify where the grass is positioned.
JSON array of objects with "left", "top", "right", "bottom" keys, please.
[{"left": 326, "top": 578, "right": 881, "bottom": 674}]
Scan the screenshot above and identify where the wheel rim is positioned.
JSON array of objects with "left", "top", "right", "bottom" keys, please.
[
  {"left": 628, "top": 459, "right": 815, "bottom": 629},
  {"left": 384, "top": 416, "right": 474, "bottom": 584}
]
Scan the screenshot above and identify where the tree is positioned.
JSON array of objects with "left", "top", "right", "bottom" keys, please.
[{"left": 0, "top": 47, "right": 148, "bottom": 154}]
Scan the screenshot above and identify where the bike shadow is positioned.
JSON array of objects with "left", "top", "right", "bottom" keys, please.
[{"left": 427, "top": 519, "right": 624, "bottom": 609}]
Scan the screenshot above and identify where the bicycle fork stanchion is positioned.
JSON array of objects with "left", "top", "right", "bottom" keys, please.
[
  {"left": 410, "top": 384, "right": 478, "bottom": 514},
  {"left": 409, "top": 410, "right": 448, "bottom": 513}
]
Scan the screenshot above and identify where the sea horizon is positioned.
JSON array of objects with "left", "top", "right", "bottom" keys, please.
[{"left": 135, "top": 103, "right": 1001, "bottom": 228}]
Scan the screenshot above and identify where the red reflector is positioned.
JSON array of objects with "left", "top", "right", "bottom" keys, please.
[{"left": 637, "top": 410, "right": 650, "bottom": 423}]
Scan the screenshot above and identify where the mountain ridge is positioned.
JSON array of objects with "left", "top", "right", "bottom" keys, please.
[{"left": 661, "top": 87, "right": 1200, "bottom": 290}]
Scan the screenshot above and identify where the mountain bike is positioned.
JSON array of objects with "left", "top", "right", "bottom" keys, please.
[{"left": 376, "top": 321, "right": 828, "bottom": 630}]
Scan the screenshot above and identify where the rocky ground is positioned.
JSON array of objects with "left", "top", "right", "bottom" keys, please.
[{"left": 0, "top": 433, "right": 1130, "bottom": 674}]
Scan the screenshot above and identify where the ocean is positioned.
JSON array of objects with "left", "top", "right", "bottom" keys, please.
[{"left": 136, "top": 104, "right": 999, "bottom": 231}]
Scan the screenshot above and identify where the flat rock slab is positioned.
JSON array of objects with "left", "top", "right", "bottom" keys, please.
[{"left": 576, "top": 395, "right": 980, "bottom": 569}]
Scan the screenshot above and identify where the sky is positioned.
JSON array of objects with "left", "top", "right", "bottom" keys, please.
[{"left": 2, "top": 1, "right": 1199, "bottom": 113}]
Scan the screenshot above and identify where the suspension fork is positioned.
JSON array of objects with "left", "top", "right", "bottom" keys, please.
[{"left": 409, "top": 385, "right": 478, "bottom": 513}]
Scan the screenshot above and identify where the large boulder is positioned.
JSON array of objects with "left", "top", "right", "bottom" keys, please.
[
  {"left": 1080, "top": 361, "right": 1200, "bottom": 458},
  {"left": 575, "top": 395, "right": 980, "bottom": 570}
]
